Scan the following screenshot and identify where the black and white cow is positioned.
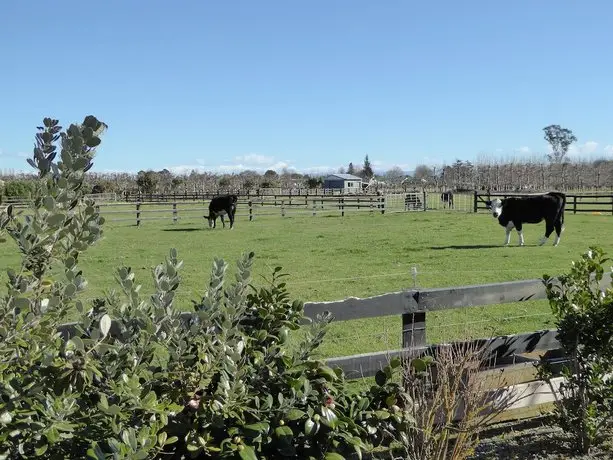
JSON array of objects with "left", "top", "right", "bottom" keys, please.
[
  {"left": 485, "top": 192, "right": 566, "bottom": 246},
  {"left": 441, "top": 190, "right": 454, "bottom": 209},
  {"left": 204, "top": 194, "right": 238, "bottom": 229}
]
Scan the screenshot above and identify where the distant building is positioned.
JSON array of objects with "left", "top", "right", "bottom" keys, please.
[{"left": 323, "top": 174, "right": 363, "bottom": 193}]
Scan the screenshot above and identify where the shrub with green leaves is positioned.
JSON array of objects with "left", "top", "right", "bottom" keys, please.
[
  {"left": 538, "top": 247, "right": 613, "bottom": 454},
  {"left": 0, "top": 116, "right": 416, "bottom": 459}
]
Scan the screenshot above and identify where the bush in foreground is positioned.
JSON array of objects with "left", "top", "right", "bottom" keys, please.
[
  {"left": 0, "top": 116, "right": 422, "bottom": 459},
  {"left": 539, "top": 247, "right": 613, "bottom": 455}
]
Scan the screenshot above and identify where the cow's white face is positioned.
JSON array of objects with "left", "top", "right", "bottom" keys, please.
[{"left": 489, "top": 198, "right": 503, "bottom": 218}]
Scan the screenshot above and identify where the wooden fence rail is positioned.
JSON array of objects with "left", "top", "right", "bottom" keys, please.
[
  {"left": 54, "top": 272, "right": 613, "bottom": 424},
  {"left": 90, "top": 196, "right": 387, "bottom": 226},
  {"left": 474, "top": 192, "right": 613, "bottom": 215}
]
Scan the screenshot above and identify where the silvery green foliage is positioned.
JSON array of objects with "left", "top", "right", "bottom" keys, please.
[
  {"left": 539, "top": 247, "right": 613, "bottom": 454},
  {"left": 0, "top": 117, "right": 416, "bottom": 459}
]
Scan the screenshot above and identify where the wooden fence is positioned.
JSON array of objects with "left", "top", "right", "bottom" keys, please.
[
  {"left": 55, "top": 272, "right": 612, "bottom": 425},
  {"left": 91, "top": 195, "right": 388, "bottom": 226},
  {"left": 301, "top": 272, "right": 612, "bottom": 423},
  {"left": 5, "top": 192, "right": 613, "bottom": 224},
  {"left": 474, "top": 192, "right": 613, "bottom": 215}
]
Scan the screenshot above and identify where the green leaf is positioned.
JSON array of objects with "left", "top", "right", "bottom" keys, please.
[
  {"left": 0, "top": 412, "right": 12, "bottom": 424},
  {"left": 100, "top": 314, "right": 111, "bottom": 338},
  {"left": 320, "top": 407, "right": 338, "bottom": 429},
  {"left": 317, "top": 365, "right": 338, "bottom": 382},
  {"left": 275, "top": 426, "right": 293, "bottom": 438},
  {"left": 324, "top": 453, "right": 345, "bottom": 460},
  {"left": 244, "top": 422, "right": 269, "bottom": 434},
  {"left": 34, "top": 443, "right": 49, "bottom": 456},
  {"left": 47, "top": 213, "right": 66, "bottom": 226},
  {"left": 374, "top": 410, "right": 390, "bottom": 420},
  {"left": 304, "top": 418, "right": 316, "bottom": 435},
  {"left": 43, "top": 195, "right": 55, "bottom": 211},
  {"left": 70, "top": 336, "right": 85, "bottom": 352},
  {"left": 64, "top": 283, "right": 77, "bottom": 297},
  {"left": 238, "top": 445, "right": 258, "bottom": 460},
  {"left": 286, "top": 408, "right": 306, "bottom": 421},
  {"left": 410, "top": 358, "right": 428, "bottom": 373}
]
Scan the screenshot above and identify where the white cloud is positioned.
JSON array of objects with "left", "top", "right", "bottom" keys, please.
[
  {"left": 568, "top": 141, "right": 599, "bottom": 156},
  {"left": 167, "top": 151, "right": 345, "bottom": 176},
  {"left": 233, "top": 153, "right": 274, "bottom": 165},
  {"left": 166, "top": 162, "right": 340, "bottom": 176},
  {"left": 602, "top": 145, "right": 613, "bottom": 156}
]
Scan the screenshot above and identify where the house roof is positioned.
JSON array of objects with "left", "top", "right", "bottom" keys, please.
[{"left": 325, "top": 174, "right": 363, "bottom": 181}]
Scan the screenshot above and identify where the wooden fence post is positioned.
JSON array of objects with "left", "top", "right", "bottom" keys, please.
[
  {"left": 340, "top": 197, "right": 345, "bottom": 217},
  {"left": 402, "top": 311, "right": 426, "bottom": 350},
  {"left": 312, "top": 200, "right": 316, "bottom": 217},
  {"left": 136, "top": 203, "right": 141, "bottom": 227},
  {"left": 249, "top": 201, "right": 253, "bottom": 221},
  {"left": 380, "top": 195, "right": 385, "bottom": 214},
  {"left": 422, "top": 191, "right": 427, "bottom": 211},
  {"left": 369, "top": 197, "right": 374, "bottom": 214},
  {"left": 473, "top": 191, "right": 478, "bottom": 213},
  {"left": 172, "top": 202, "right": 178, "bottom": 224},
  {"left": 281, "top": 200, "right": 285, "bottom": 217},
  {"left": 573, "top": 195, "right": 577, "bottom": 214}
]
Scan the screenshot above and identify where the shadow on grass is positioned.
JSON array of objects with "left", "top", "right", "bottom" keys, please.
[
  {"left": 429, "top": 244, "right": 503, "bottom": 250},
  {"left": 161, "top": 227, "right": 205, "bottom": 232},
  {"left": 430, "top": 244, "right": 543, "bottom": 250}
]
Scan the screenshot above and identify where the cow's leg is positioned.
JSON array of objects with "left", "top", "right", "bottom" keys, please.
[
  {"left": 515, "top": 222, "right": 525, "bottom": 246},
  {"left": 553, "top": 220, "right": 563, "bottom": 246},
  {"left": 539, "top": 220, "right": 555, "bottom": 246},
  {"left": 220, "top": 215, "right": 226, "bottom": 228},
  {"left": 229, "top": 210, "right": 235, "bottom": 230},
  {"left": 504, "top": 221, "right": 514, "bottom": 246}
]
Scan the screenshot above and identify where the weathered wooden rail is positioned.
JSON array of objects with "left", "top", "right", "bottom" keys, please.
[
  {"left": 301, "top": 272, "right": 612, "bottom": 422},
  {"left": 89, "top": 195, "right": 387, "bottom": 226},
  {"left": 474, "top": 191, "right": 613, "bottom": 215}
]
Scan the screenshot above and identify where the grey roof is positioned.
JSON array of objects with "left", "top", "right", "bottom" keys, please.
[{"left": 325, "top": 174, "right": 363, "bottom": 181}]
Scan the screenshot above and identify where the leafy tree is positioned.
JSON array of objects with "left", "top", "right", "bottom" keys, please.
[
  {"left": 361, "top": 155, "right": 374, "bottom": 180},
  {"left": 305, "top": 176, "right": 322, "bottom": 188},
  {"left": 347, "top": 162, "right": 355, "bottom": 175},
  {"left": 544, "top": 124, "right": 577, "bottom": 163},
  {"left": 136, "top": 170, "right": 158, "bottom": 194}
]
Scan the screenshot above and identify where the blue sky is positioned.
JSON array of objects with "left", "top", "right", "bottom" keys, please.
[{"left": 1, "top": 1, "right": 612, "bottom": 176}]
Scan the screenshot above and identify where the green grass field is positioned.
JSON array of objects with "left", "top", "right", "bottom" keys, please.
[{"left": 1, "top": 209, "right": 612, "bottom": 362}]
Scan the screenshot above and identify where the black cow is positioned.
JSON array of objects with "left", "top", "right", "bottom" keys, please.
[
  {"left": 441, "top": 190, "right": 454, "bottom": 209},
  {"left": 485, "top": 192, "right": 566, "bottom": 246},
  {"left": 204, "top": 194, "right": 238, "bottom": 229}
]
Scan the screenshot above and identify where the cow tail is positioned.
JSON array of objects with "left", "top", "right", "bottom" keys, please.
[{"left": 558, "top": 193, "right": 566, "bottom": 231}]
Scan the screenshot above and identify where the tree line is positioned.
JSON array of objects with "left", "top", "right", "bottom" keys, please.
[{"left": 2, "top": 125, "right": 612, "bottom": 197}]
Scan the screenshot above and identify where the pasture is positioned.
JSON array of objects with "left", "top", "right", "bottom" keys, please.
[{"left": 1, "top": 209, "right": 612, "bottom": 361}]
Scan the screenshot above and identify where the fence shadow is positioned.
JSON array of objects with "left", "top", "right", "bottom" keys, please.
[
  {"left": 429, "top": 244, "right": 503, "bottom": 250},
  {"left": 161, "top": 227, "right": 205, "bottom": 232}
]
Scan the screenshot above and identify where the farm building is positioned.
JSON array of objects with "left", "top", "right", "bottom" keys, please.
[{"left": 323, "top": 174, "right": 363, "bottom": 193}]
